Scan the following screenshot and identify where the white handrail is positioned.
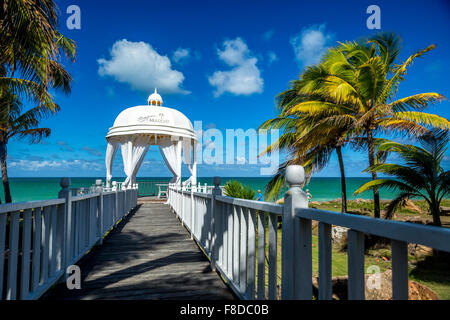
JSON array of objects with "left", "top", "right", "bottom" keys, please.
[
  {"left": 167, "top": 166, "right": 450, "bottom": 301},
  {"left": 0, "top": 179, "right": 139, "bottom": 300}
]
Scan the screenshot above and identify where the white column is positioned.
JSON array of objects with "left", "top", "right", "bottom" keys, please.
[
  {"left": 105, "top": 141, "right": 118, "bottom": 188},
  {"left": 176, "top": 139, "right": 182, "bottom": 189},
  {"left": 127, "top": 140, "right": 133, "bottom": 189},
  {"left": 192, "top": 140, "right": 197, "bottom": 191}
]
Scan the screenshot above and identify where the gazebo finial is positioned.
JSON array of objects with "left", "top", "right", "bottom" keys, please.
[{"left": 148, "top": 88, "right": 163, "bottom": 106}]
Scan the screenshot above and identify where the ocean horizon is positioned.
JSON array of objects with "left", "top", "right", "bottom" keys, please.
[{"left": 0, "top": 176, "right": 403, "bottom": 203}]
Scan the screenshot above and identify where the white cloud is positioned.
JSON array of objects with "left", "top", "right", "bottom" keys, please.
[
  {"left": 267, "top": 51, "right": 278, "bottom": 65},
  {"left": 172, "top": 48, "right": 190, "bottom": 63},
  {"left": 172, "top": 47, "right": 201, "bottom": 65},
  {"left": 9, "top": 159, "right": 103, "bottom": 172},
  {"left": 290, "top": 24, "right": 333, "bottom": 68},
  {"left": 98, "top": 39, "right": 189, "bottom": 94},
  {"left": 208, "top": 38, "right": 263, "bottom": 97}
]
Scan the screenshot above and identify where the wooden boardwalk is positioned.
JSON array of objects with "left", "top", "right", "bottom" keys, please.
[{"left": 44, "top": 203, "right": 235, "bottom": 300}]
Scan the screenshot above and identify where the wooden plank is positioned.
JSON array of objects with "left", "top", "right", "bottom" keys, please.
[
  {"left": 391, "top": 240, "right": 408, "bottom": 300},
  {"left": 318, "top": 222, "right": 332, "bottom": 300},
  {"left": 239, "top": 206, "right": 248, "bottom": 296},
  {"left": 55, "top": 204, "right": 65, "bottom": 272},
  {"left": 257, "top": 210, "right": 266, "bottom": 300},
  {"left": 347, "top": 229, "right": 365, "bottom": 300},
  {"left": 6, "top": 211, "right": 20, "bottom": 300},
  {"left": 43, "top": 202, "right": 234, "bottom": 300},
  {"left": 222, "top": 203, "right": 227, "bottom": 271},
  {"left": 20, "top": 209, "right": 33, "bottom": 299},
  {"left": 246, "top": 208, "right": 256, "bottom": 300},
  {"left": 296, "top": 207, "right": 450, "bottom": 253},
  {"left": 50, "top": 205, "right": 58, "bottom": 276},
  {"left": 216, "top": 196, "right": 283, "bottom": 214},
  {"left": 232, "top": 205, "right": 240, "bottom": 285},
  {"left": 41, "top": 206, "right": 51, "bottom": 284},
  {"left": 216, "top": 202, "right": 223, "bottom": 268},
  {"left": 268, "top": 213, "right": 277, "bottom": 300},
  {"left": 0, "top": 199, "right": 65, "bottom": 214},
  {"left": 0, "top": 213, "right": 7, "bottom": 299},
  {"left": 227, "top": 203, "right": 233, "bottom": 278},
  {"left": 296, "top": 218, "right": 312, "bottom": 299},
  {"left": 32, "top": 207, "right": 42, "bottom": 291},
  {"left": 74, "top": 201, "right": 79, "bottom": 256}
]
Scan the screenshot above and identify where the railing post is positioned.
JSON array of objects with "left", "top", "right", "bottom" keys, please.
[
  {"left": 58, "top": 178, "right": 71, "bottom": 280},
  {"left": 190, "top": 187, "right": 194, "bottom": 240},
  {"left": 114, "top": 183, "right": 119, "bottom": 225},
  {"left": 210, "top": 176, "right": 222, "bottom": 272},
  {"left": 96, "top": 179, "right": 104, "bottom": 245},
  {"left": 281, "top": 165, "right": 308, "bottom": 299}
]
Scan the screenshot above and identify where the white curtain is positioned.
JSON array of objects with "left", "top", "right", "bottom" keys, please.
[
  {"left": 105, "top": 140, "right": 119, "bottom": 187},
  {"left": 159, "top": 140, "right": 181, "bottom": 185},
  {"left": 121, "top": 136, "right": 149, "bottom": 188},
  {"left": 182, "top": 139, "right": 197, "bottom": 187}
]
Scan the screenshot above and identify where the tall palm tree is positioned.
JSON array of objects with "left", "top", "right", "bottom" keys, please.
[
  {"left": 259, "top": 69, "right": 353, "bottom": 212},
  {"left": 0, "top": 0, "right": 76, "bottom": 202},
  {"left": 354, "top": 129, "right": 449, "bottom": 227},
  {"left": 293, "top": 33, "right": 449, "bottom": 218}
]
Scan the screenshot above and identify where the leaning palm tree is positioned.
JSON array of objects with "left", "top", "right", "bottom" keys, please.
[
  {"left": 0, "top": 0, "right": 76, "bottom": 202},
  {"left": 354, "top": 129, "right": 449, "bottom": 227},
  {"left": 259, "top": 72, "right": 353, "bottom": 212},
  {"left": 293, "top": 33, "right": 449, "bottom": 218},
  {"left": 0, "top": 91, "right": 51, "bottom": 202}
]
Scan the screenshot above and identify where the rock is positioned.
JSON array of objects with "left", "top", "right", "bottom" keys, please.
[
  {"left": 403, "top": 199, "right": 422, "bottom": 213},
  {"left": 408, "top": 243, "right": 433, "bottom": 257},
  {"left": 354, "top": 198, "right": 371, "bottom": 204},
  {"left": 332, "top": 226, "right": 349, "bottom": 244},
  {"left": 440, "top": 206, "right": 450, "bottom": 214},
  {"left": 313, "top": 270, "right": 439, "bottom": 300}
]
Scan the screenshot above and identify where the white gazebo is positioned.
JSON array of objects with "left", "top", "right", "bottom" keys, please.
[{"left": 105, "top": 89, "right": 198, "bottom": 189}]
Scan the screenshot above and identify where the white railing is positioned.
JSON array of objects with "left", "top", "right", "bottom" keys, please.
[
  {"left": 0, "top": 178, "right": 138, "bottom": 300},
  {"left": 168, "top": 165, "right": 450, "bottom": 300}
]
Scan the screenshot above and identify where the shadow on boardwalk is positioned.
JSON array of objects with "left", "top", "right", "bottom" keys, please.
[{"left": 44, "top": 203, "right": 235, "bottom": 300}]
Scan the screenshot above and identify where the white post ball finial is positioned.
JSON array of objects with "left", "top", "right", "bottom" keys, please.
[
  {"left": 285, "top": 165, "right": 305, "bottom": 188},
  {"left": 60, "top": 177, "right": 71, "bottom": 189}
]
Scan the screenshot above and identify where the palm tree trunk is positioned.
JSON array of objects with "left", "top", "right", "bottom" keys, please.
[
  {"left": 0, "top": 141, "right": 12, "bottom": 203},
  {"left": 336, "top": 146, "right": 347, "bottom": 213},
  {"left": 431, "top": 202, "right": 442, "bottom": 227},
  {"left": 367, "top": 130, "right": 381, "bottom": 218}
]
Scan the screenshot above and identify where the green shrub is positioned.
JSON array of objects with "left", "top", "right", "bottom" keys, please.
[
  {"left": 241, "top": 185, "right": 256, "bottom": 200},
  {"left": 223, "top": 180, "right": 255, "bottom": 200}
]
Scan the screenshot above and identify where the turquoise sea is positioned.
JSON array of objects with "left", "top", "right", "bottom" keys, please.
[{"left": 0, "top": 177, "right": 400, "bottom": 203}]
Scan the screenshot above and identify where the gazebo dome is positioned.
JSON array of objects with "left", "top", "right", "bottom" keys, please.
[{"left": 106, "top": 93, "right": 196, "bottom": 141}]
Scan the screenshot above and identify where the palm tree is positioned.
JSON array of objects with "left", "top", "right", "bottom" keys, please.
[
  {"left": 259, "top": 70, "right": 353, "bottom": 212},
  {"left": 293, "top": 33, "right": 449, "bottom": 217},
  {"left": 354, "top": 129, "right": 449, "bottom": 227},
  {"left": 0, "top": 0, "right": 76, "bottom": 202},
  {"left": 0, "top": 91, "right": 51, "bottom": 202}
]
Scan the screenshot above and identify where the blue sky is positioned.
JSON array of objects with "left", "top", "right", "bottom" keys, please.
[{"left": 8, "top": 0, "right": 450, "bottom": 177}]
